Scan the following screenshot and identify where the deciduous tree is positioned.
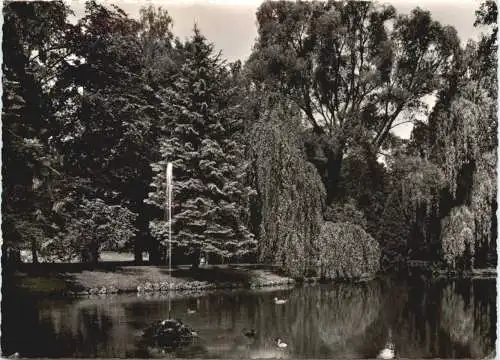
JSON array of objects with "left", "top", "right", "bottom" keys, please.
[{"left": 247, "top": 1, "right": 460, "bottom": 204}]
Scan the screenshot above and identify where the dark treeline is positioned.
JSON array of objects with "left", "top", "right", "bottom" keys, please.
[{"left": 2, "top": 0, "right": 497, "bottom": 278}]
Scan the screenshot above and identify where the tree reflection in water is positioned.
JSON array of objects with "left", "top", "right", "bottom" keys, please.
[
  {"left": 288, "top": 283, "right": 382, "bottom": 357},
  {"left": 375, "top": 278, "right": 495, "bottom": 359},
  {"left": 3, "top": 279, "right": 495, "bottom": 358},
  {"left": 440, "top": 280, "right": 496, "bottom": 358},
  {"left": 441, "top": 283, "right": 474, "bottom": 345},
  {"left": 315, "top": 283, "right": 382, "bottom": 347},
  {"left": 36, "top": 299, "right": 130, "bottom": 357}
]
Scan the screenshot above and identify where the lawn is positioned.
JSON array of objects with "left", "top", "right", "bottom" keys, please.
[
  {"left": 9, "top": 256, "right": 295, "bottom": 296},
  {"left": 19, "top": 250, "right": 150, "bottom": 263}
]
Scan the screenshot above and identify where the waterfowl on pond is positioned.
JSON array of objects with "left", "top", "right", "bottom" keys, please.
[
  {"left": 274, "top": 297, "right": 287, "bottom": 304},
  {"left": 187, "top": 308, "right": 196, "bottom": 314},
  {"left": 275, "top": 338, "right": 288, "bottom": 348},
  {"left": 243, "top": 328, "right": 257, "bottom": 338}
]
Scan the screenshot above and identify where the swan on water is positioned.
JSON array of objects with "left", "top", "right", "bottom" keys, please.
[
  {"left": 274, "top": 297, "right": 287, "bottom": 305},
  {"left": 243, "top": 328, "right": 257, "bottom": 338},
  {"left": 276, "top": 338, "right": 288, "bottom": 348}
]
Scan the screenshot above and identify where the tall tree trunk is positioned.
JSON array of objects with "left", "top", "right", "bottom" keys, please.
[
  {"left": 31, "top": 238, "right": 38, "bottom": 264},
  {"left": 149, "top": 243, "right": 162, "bottom": 265},
  {"left": 326, "top": 150, "right": 344, "bottom": 206},
  {"left": 90, "top": 242, "right": 99, "bottom": 266},
  {"left": 249, "top": 186, "right": 262, "bottom": 243},
  {"left": 5, "top": 248, "right": 21, "bottom": 270},
  {"left": 191, "top": 248, "right": 200, "bottom": 269},
  {"left": 134, "top": 236, "right": 143, "bottom": 264},
  {"left": 133, "top": 209, "right": 151, "bottom": 264}
]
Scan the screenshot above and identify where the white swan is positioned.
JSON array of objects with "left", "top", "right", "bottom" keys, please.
[
  {"left": 274, "top": 297, "right": 287, "bottom": 305},
  {"left": 276, "top": 338, "right": 288, "bottom": 348}
]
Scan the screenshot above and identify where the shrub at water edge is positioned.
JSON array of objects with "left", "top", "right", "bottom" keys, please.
[{"left": 315, "top": 222, "right": 381, "bottom": 279}]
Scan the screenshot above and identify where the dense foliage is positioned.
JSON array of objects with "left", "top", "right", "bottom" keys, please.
[
  {"left": 2, "top": 0, "right": 496, "bottom": 275},
  {"left": 247, "top": 0, "right": 460, "bottom": 205},
  {"left": 440, "top": 206, "right": 476, "bottom": 269},
  {"left": 315, "top": 222, "right": 380, "bottom": 279},
  {"left": 249, "top": 102, "right": 325, "bottom": 277},
  {"left": 2, "top": 1, "right": 75, "bottom": 264},
  {"left": 147, "top": 28, "right": 256, "bottom": 266},
  {"left": 49, "top": 198, "right": 137, "bottom": 263}
]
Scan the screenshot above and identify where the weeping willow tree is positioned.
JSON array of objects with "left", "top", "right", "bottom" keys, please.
[
  {"left": 430, "top": 74, "right": 497, "bottom": 267},
  {"left": 436, "top": 85, "right": 495, "bottom": 192},
  {"left": 315, "top": 222, "right": 380, "bottom": 279},
  {"left": 249, "top": 102, "right": 325, "bottom": 278},
  {"left": 470, "top": 151, "right": 496, "bottom": 253},
  {"left": 374, "top": 2, "right": 497, "bottom": 270},
  {"left": 396, "top": 157, "right": 446, "bottom": 217},
  {"left": 440, "top": 206, "right": 475, "bottom": 269},
  {"left": 384, "top": 154, "right": 447, "bottom": 262},
  {"left": 390, "top": 78, "right": 496, "bottom": 268}
]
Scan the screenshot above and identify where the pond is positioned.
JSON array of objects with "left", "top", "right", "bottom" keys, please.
[{"left": 2, "top": 278, "right": 496, "bottom": 358}]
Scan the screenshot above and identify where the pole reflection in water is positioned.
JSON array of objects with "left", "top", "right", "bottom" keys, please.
[{"left": 2, "top": 278, "right": 495, "bottom": 358}]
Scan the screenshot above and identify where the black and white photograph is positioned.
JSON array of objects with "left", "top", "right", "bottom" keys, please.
[{"left": 1, "top": 0, "right": 497, "bottom": 358}]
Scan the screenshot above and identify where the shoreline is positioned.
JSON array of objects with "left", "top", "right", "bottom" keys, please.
[
  {"left": 432, "top": 267, "right": 497, "bottom": 280},
  {"left": 8, "top": 264, "right": 496, "bottom": 298},
  {"left": 10, "top": 264, "right": 297, "bottom": 297}
]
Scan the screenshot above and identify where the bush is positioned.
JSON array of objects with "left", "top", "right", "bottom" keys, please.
[{"left": 314, "top": 222, "right": 380, "bottom": 279}]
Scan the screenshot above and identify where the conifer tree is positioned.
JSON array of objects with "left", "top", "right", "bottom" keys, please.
[{"left": 148, "top": 27, "right": 256, "bottom": 266}]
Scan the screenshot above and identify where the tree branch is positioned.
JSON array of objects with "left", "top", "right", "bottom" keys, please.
[
  {"left": 373, "top": 101, "right": 406, "bottom": 149},
  {"left": 299, "top": 86, "right": 324, "bottom": 134},
  {"left": 390, "top": 119, "right": 415, "bottom": 130}
]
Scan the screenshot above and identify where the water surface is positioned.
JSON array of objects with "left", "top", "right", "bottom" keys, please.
[{"left": 2, "top": 278, "right": 495, "bottom": 358}]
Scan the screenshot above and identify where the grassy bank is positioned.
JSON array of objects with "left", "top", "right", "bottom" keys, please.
[
  {"left": 8, "top": 251, "right": 495, "bottom": 297},
  {"left": 9, "top": 263, "right": 296, "bottom": 297},
  {"left": 433, "top": 267, "right": 497, "bottom": 279}
]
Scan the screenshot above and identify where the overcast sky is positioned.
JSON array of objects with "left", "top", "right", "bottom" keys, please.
[
  {"left": 68, "top": 0, "right": 485, "bottom": 139},
  {"left": 69, "top": 0, "right": 483, "bottom": 62}
]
